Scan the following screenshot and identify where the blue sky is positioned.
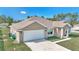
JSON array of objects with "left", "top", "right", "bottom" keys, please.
[{"left": 0, "top": 7, "right": 79, "bottom": 20}]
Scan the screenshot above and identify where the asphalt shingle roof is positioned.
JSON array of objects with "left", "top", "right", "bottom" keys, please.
[{"left": 10, "top": 17, "right": 67, "bottom": 31}]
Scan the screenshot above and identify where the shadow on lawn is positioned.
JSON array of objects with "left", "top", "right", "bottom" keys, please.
[{"left": 69, "top": 33, "right": 79, "bottom": 37}]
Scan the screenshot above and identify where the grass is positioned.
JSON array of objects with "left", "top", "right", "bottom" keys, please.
[
  {"left": 57, "top": 32, "right": 79, "bottom": 51},
  {"left": 0, "top": 27, "right": 31, "bottom": 51},
  {"left": 47, "top": 36, "right": 62, "bottom": 42},
  {"left": 0, "top": 39, "right": 4, "bottom": 51},
  {"left": 4, "top": 38, "right": 31, "bottom": 51}
]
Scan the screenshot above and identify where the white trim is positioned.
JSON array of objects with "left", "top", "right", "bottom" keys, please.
[
  {"left": 60, "top": 28, "right": 63, "bottom": 38},
  {"left": 66, "top": 29, "right": 69, "bottom": 37},
  {"left": 53, "top": 29, "right": 54, "bottom": 35}
]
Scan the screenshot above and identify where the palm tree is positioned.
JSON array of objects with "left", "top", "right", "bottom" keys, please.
[
  {"left": 7, "top": 16, "right": 13, "bottom": 38},
  {"left": 41, "top": 16, "right": 45, "bottom": 18},
  {"left": 1, "top": 15, "right": 7, "bottom": 22},
  {"left": 66, "top": 13, "right": 79, "bottom": 27},
  {"left": 0, "top": 15, "right": 7, "bottom": 23},
  {"left": 7, "top": 16, "right": 13, "bottom": 26},
  {"left": 27, "top": 16, "right": 31, "bottom": 18},
  {"left": 54, "top": 13, "right": 66, "bottom": 21}
]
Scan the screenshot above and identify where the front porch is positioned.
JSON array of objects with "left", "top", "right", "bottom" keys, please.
[{"left": 47, "top": 27, "right": 69, "bottom": 39}]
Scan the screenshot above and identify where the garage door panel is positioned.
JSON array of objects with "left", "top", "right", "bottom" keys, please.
[{"left": 23, "top": 30, "right": 45, "bottom": 41}]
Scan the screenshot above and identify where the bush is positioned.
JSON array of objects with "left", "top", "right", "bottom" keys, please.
[
  {"left": 9, "top": 33, "right": 16, "bottom": 41},
  {"left": 12, "top": 34, "right": 16, "bottom": 40}
]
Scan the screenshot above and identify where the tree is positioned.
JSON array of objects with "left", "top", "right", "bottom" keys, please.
[
  {"left": 27, "top": 16, "right": 31, "bottom": 18},
  {"left": 54, "top": 13, "right": 66, "bottom": 21},
  {"left": 0, "top": 15, "right": 7, "bottom": 23},
  {"left": 47, "top": 18, "right": 58, "bottom": 21},
  {"left": 41, "top": 16, "right": 45, "bottom": 18},
  {"left": 34, "top": 15, "right": 38, "bottom": 17},
  {"left": 7, "top": 17, "right": 13, "bottom": 26},
  {"left": 1, "top": 15, "right": 7, "bottom": 22},
  {"left": 47, "top": 14, "right": 66, "bottom": 21},
  {"left": 66, "top": 13, "right": 79, "bottom": 27}
]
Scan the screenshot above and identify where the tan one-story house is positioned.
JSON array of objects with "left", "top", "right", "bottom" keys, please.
[{"left": 10, "top": 17, "right": 71, "bottom": 43}]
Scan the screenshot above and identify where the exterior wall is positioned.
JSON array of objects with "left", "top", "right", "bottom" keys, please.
[
  {"left": 57, "top": 28, "right": 62, "bottom": 37},
  {"left": 10, "top": 27, "right": 17, "bottom": 34},
  {"left": 21, "top": 22, "right": 47, "bottom": 30},
  {"left": 15, "top": 31, "right": 23, "bottom": 43},
  {"left": 44, "top": 30, "right": 48, "bottom": 39},
  {"left": 53, "top": 28, "right": 59, "bottom": 36},
  {"left": 19, "top": 31, "right": 23, "bottom": 43},
  {"left": 15, "top": 32, "right": 20, "bottom": 43}
]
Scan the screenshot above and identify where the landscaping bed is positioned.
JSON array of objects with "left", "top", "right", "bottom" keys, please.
[{"left": 57, "top": 32, "right": 79, "bottom": 51}]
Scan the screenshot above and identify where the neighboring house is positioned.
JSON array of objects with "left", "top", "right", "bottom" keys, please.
[
  {"left": 71, "top": 24, "right": 79, "bottom": 33},
  {"left": 0, "top": 23, "right": 8, "bottom": 28},
  {"left": 72, "top": 24, "right": 79, "bottom": 30},
  {"left": 10, "top": 17, "right": 71, "bottom": 43}
]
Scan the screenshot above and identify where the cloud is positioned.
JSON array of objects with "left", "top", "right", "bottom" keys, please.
[{"left": 20, "top": 11, "right": 27, "bottom": 14}]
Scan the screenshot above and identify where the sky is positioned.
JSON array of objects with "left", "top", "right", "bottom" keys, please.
[{"left": 0, "top": 7, "right": 79, "bottom": 20}]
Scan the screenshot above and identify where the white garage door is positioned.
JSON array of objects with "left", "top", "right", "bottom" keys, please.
[{"left": 23, "top": 30, "right": 45, "bottom": 41}]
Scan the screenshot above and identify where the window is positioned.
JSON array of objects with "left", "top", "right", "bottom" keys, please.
[
  {"left": 47, "top": 29, "right": 53, "bottom": 34},
  {"left": 48, "top": 32, "right": 52, "bottom": 34}
]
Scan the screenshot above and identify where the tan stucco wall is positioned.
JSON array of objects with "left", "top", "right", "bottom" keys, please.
[
  {"left": 10, "top": 27, "right": 16, "bottom": 34},
  {"left": 44, "top": 30, "right": 48, "bottom": 39},
  {"left": 13, "top": 31, "right": 23, "bottom": 43},
  {"left": 15, "top": 32, "right": 20, "bottom": 43},
  {"left": 21, "top": 22, "right": 47, "bottom": 30},
  {"left": 54, "top": 28, "right": 58, "bottom": 36}
]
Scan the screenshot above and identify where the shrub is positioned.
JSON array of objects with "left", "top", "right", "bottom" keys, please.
[{"left": 9, "top": 33, "right": 16, "bottom": 41}]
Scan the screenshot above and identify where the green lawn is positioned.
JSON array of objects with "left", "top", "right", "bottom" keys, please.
[
  {"left": 4, "top": 39, "right": 31, "bottom": 51},
  {"left": 47, "top": 36, "right": 62, "bottom": 42},
  {"left": 0, "top": 27, "right": 31, "bottom": 51},
  {"left": 57, "top": 33, "right": 79, "bottom": 51},
  {"left": 0, "top": 39, "right": 4, "bottom": 50}
]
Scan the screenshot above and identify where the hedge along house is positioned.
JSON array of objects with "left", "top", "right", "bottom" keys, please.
[{"left": 10, "top": 17, "right": 71, "bottom": 43}]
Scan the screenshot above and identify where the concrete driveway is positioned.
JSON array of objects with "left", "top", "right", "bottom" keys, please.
[{"left": 25, "top": 39, "right": 70, "bottom": 51}]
